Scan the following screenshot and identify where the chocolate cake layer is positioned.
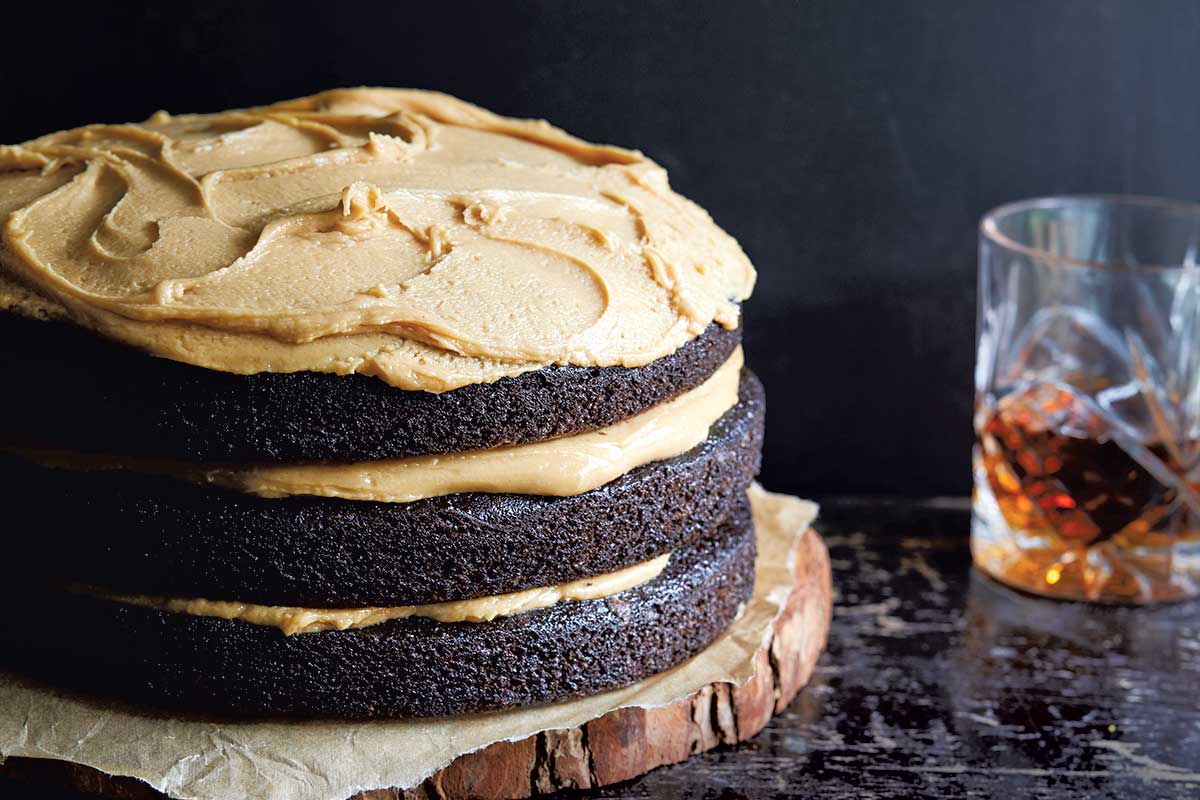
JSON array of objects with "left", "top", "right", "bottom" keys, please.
[
  {"left": 0, "top": 312, "right": 739, "bottom": 463},
  {"left": 0, "top": 496, "right": 757, "bottom": 720},
  {"left": 1, "top": 372, "right": 764, "bottom": 607}
]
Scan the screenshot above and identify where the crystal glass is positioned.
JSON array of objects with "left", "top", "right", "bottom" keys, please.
[{"left": 973, "top": 195, "right": 1200, "bottom": 603}]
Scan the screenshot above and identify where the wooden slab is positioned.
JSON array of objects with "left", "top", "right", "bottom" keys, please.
[{"left": 0, "top": 528, "right": 831, "bottom": 800}]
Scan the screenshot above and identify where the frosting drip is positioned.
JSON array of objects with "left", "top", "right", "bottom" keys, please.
[
  {"left": 0, "top": 88, "right": 755, "bottom": 391},
  {"left": 90, "top": 553, "right": 671, "bottom": 634}
]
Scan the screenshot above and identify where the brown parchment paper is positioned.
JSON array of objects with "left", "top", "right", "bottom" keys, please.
[{"left": 0, "top": 485, "right": 817, "bottom": 800}]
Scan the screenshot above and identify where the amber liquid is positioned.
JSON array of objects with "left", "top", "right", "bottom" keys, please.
[{"left": 975, "top": 384, "right": 1200, "bottom": 602}]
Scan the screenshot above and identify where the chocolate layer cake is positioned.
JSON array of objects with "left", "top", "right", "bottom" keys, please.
[{"left": 0, "top": 88, "right": 763, "bottom": 719}]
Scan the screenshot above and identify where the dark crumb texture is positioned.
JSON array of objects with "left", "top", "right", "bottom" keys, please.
[
  {"left": 1, "top": 372, "right": 763, "bottom": 607},
  {"left": 0, "top": 497, "right": 757, "bottom": 720},
  {"left": 0, "top": 312, "right": 740, "bottom": 462}
]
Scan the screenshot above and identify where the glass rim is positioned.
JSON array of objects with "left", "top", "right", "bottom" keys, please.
[{"left": 980, "top": 193, "right": 1200, "bottom": 273}]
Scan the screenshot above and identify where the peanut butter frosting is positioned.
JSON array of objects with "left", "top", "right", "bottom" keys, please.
[
  {"left": 17, "top": 349, "right": 742, "bottom": 502},
  {"left": 0, "top": 88, "right": 755, "bottom": 391},
  {"left": 90, "top": 553, "right": 671, "bottom": 635}
]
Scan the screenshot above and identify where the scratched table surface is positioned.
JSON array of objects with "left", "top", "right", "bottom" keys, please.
[
  {"left": 5, "top": 499, "right": 1199, "bottom": 800},
  {"left": 600, "top": 497, "right": 1200, "bottom": 800}
]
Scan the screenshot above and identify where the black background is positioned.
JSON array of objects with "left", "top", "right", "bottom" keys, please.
[{"left": 4, "top": 0, "right": 1198, "bottom": 498}]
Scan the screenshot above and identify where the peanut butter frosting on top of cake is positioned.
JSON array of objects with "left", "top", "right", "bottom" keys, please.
[{"left": 0, "top": 88, "right": 755, "bottom": 391}]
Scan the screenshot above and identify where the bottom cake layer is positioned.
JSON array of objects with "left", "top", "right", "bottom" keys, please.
[{"left": 0, "top": 497, "right": 757, "bottom": 720}]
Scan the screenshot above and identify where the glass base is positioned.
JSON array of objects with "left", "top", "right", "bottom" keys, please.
[{"left": 972, "top": 457, "right": 1200, "bottom": 604}]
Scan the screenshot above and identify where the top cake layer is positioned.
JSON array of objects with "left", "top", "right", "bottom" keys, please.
[{"left": 0, "top": 88, "right": 755, "bottom": 391}]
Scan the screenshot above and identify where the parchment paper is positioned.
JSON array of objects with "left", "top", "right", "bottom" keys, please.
[{"left": 0, "top": 485, "right": 817, "bottom": 800}]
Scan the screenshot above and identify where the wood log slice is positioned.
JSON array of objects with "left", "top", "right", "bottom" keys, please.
[{"left": 0, "top": 527, "right": 831, "bottom": 800}]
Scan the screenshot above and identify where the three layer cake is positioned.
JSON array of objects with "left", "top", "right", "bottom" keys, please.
[{"left": 0, "top": 88, "right": 762, "bottom": 719}]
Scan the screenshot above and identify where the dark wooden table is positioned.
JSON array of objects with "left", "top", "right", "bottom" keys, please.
[
  {"left": 6, "top": 499, "right": 1198, "bottom": 800},
  {"left": 601, "top": 498, "right": 1200, "bottom": 799}
]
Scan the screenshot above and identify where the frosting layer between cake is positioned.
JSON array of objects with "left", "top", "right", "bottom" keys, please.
[{"left": 91, "top": 553, "right": 670, "bottom": 634}]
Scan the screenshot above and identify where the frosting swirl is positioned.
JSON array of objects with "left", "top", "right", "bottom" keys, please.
[{"left": 0, "top": 88, "right": 755, "bottom": 391}]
